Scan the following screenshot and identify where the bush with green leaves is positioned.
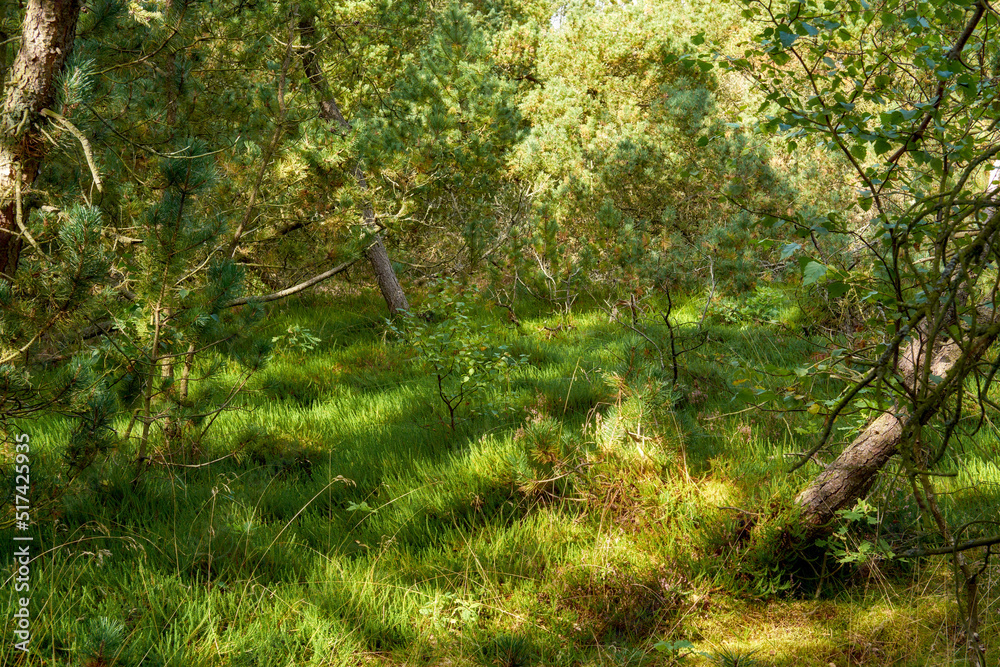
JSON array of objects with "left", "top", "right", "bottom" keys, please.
[
  {"left": 815, "top": 499, "right": 896, "bottom": 566},
  {"left": 387, "top": 279, "right": 523, "bottom": 429},
  {"left": 708, "top": 285, "right": 788, "bottom": 327},
  {"left": 271, "top": 324, "right": 322, "bottom": 354}
]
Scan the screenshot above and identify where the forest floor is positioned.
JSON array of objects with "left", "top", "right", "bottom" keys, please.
[{"left": 3, "top": 285, "right": 999, "bottom": 666}]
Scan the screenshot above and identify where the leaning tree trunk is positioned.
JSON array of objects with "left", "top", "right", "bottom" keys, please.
[
  {"left": 792, "top": 321, "right": 1000, "bottom": 667},
  {"left": 0, "top": 0, "right": 81, "bottom": 281},
  {"left": 796, "top": 171, "right": 1000, "bottom": 531},
  {"left": 795, "top": 333, "right": 966, "bottom": 529},
  {"left": 298, "top": 14, "right": 409, "bottom": 315}
]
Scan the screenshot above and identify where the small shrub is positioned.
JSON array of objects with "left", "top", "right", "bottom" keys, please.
[
  {"left": 510, "top": 416, "right": 586, "bottom": 499},
  {"left": 708, "top": 286, "right": 787, "bottom": 326},
  {"left": 709, "top": 646, "right": 760, "bottom": 666},
  {"left": 480, "top": 633, "right": 533, "bottom": 667},
  {"left": 387, "top": 278, "right": 525, "bottom": 429},
  {"left": 271, "top": 323, "right": 322, "bottom": 353},
  {"left": 653, "top": 639, "right": 699, "bottom": 662},
  {"left": 76, "top": 616, "right": 131, "bottom": 666}
]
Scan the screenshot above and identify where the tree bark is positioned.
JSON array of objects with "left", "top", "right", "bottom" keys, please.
[
  {"left": 796, "top": 163, "right": 1000, "bottom": 531},
  {"left": 795, "top": 327, "right": 998, "bottom": 530},
  {"left": 298, "top": 14, "right": 409, "bottom": 314},
  {"left": 0, "top": 0, "right": 81, "bottom": 281}
]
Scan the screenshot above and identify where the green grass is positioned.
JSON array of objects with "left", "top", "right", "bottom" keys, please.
[{"left": 2, "top": 286, "right": 998, "bottom": 666}]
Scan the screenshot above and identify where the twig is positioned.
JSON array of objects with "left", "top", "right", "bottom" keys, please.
[
  {"left": 900, "top": 533, "right": 1000, "bottom": 558},
  {"left": 40, "top": 108, "right": 102, "bottom": 192}
]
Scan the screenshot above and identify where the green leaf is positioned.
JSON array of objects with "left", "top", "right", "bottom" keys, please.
[
  {"left": 779, "top": 30, "right": 799, "bottom": 48},
  {"left": 346, "top": 501, "right": 373, "bottom": 513},
  {"left": 654, "top": 640, "right": 696, "bottom": 653},
  {"left": 827, "top": 281, "right": 850, "bottom": 298},
  {"left": 802, "top": 261, "right": 827, "bottom": 286},
  {"left": 780, "top": 242, "right": 802, "bottom": 260}
]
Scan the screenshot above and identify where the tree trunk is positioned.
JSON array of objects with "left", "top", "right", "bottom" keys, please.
[
  {"left": 796, "top": 165, "right": 1000, "bottom": 532},
  {"left": 298, "top": 14, "right": 409, "bottom": 314},
  {"left": 364, "top": 234, "right": 409, "bottom": 315},
  {"left": 0, "top": 0, "right": 81, "bottom": 281},
  {"left": 795, "top": 328, "right": 997, "bottom": 530}
]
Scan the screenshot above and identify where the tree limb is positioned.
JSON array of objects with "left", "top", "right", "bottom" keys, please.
[{"left": 223, "top": 258, "right": 357, "bottom": 307}]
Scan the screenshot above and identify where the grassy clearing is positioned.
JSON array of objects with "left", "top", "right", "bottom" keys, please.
[{"left": 2, "top": 286, "right": 998, "bottom": 666}]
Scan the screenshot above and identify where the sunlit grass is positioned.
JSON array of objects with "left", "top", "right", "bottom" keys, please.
[{"left": 2, "top": 288, "right": 998, "bottom": 665}]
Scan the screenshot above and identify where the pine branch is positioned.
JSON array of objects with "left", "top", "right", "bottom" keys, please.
[
  {"left": 40, "top": 108, "right": 103, "bottom": 192},
  {"left": 223, "top": 258, "right": 358, "bottom": 307}
]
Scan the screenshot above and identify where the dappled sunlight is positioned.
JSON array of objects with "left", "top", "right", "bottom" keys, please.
[
  {"left": 6, "top": 292, "right": 999, "bottom": 665},
  {"left": 4, "top": 0, "right": 1000, "bottom": 661}
]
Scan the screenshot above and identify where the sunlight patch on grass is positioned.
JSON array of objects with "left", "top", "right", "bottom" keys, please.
[
  {"left": 8, "top": 293, "right": 1000, "bottom": 666},
  {"left": 690, "top": 593, "right": 955, "bottom": 666}
]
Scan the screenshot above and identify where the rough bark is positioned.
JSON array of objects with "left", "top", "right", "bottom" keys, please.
[
  {"left": 0, "top": 0, "right": 81, "bottom": 281},
  {"left": 795, "top": 328, "right": 997, "bottom": 530},
  {"left": 363, "top": 234, "right": 409, "bottom": 314},
  {"left": 298, "top": 15, "right": 409, "bottom": 314},
  {"left": 796, "top": 160, "right": 1000, "bottom": 531}
]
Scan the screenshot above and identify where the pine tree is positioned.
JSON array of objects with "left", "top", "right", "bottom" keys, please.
[
  {"left": 358, "top": 2, "right": 523, "bottom": 272},
  {"left": 509, "top": 0, "right": 792, "bottom": 300},
  {"left": 117, "top": 146, "right": 267, "bottom": 464},
  {"left": 2, "top": 0, "right": 272, "bottom": 472},
  {"left": 0, "top": 0, "right": 83, "bottom": 280},
  {"left": 299, "top": 8, "right": 410, "bottom": 314}
]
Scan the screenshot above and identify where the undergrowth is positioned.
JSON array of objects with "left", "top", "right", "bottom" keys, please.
[{"left": 2, "top": 286, "right": 997, "bottom": 666}]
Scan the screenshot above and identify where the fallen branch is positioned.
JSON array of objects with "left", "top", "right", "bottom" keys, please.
[{"left": 223, "top": 258, "right": 357, "bottom": 307}]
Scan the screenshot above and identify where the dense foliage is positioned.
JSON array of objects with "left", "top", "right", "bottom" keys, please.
[{"left": 2, "top": 0, "right": 999, "bottom": 664}]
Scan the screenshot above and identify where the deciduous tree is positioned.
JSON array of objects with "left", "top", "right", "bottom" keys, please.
[{"left": 731, "top": 1, "right": 1000, "bottom": 661}]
